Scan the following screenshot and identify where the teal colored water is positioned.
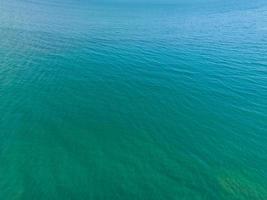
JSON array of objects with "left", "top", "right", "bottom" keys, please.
[{"left": 0, "top": 0, "right": 267, "bottom": 199}]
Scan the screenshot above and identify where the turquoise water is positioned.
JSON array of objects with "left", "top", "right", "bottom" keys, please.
[{"left": 0, "top": 0, "right": 267, "bottom": 199}]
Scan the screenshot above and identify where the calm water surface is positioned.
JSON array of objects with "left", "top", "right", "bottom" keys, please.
[{"left": 0, "top": 0, "right": 267, "bottom": 199}]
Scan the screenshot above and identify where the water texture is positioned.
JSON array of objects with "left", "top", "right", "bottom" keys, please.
[{"left": 0, "top": 0, "right": 267, "bottom": 199}]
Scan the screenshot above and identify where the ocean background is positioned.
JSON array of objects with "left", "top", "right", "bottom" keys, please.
[{"left": 0, "top": 0, "right": 267, "bottom": 199}]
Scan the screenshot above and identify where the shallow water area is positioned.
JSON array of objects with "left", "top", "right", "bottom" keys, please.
[{"left": 0, "top": 0, "right": 267, "bottom": 199}]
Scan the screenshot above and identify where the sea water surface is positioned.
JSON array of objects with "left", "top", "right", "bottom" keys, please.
[{"left": 0, "top": 0, "right": 267, "bottom": 199}]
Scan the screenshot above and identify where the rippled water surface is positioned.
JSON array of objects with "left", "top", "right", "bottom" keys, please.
[{"left": 0, "top": 0, "right": 267, "bottom": 199}]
